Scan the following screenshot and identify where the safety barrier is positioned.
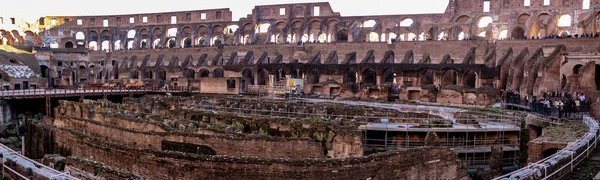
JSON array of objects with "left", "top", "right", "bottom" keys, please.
[{"left": 494, "top": 116, "right": 599, "bottom": 180}]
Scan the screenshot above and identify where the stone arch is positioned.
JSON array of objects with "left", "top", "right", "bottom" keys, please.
[
  {"left": 129, "top": 71, "right": 139, "bottom": 79},
  {"left": 477, "top": 16, "right": 493, "bottom": 28},
  {"left": 183, "top": 69, "right": 195, "bottom": 79},
  {"left": 198, "top": 69, "right": 210, "bottom": 78},
  {"left": 241, "top": 68, "right": 254, "bottom": 93},
  {"left": 307, "top": 69, "right": 320, "bottom": 84},
  {"left": 441, "top": 69, "right": 458, "bottom": 86},
  {"left": 344, "top": 69, "right": 357, "bottom": 84},
  {"left": 65, "top": 41, "right": 74, "bottom": 48},
  {"left": 143, "top": 69, "right": 153, "bottom": 79},
  {"left": 337, "top": 29, "right": 349, "bottom": 42},
  {"left": 399, "top": 18, "right": 413, "bottom": 27},
  {"left": 213, "top": 68, "right": 224, "bottom": 78},
  {"left": 362, "top": 69, "right": 377, "bottom": 85},
  {"left": 381, "top": 69, "right": 396, "bottom": 84},
  {"left": 573, "top": 64, "right": 583, "bottom": 74},
  {"left": 517, "top": 13, "right": 531, "bottom": 25},
  {"left": 455, "top": 15, "right": 471, "bottom": 23},
  {"left": 463, "top": 70, "right": 477, "bottom": 88},
  {"left": 257, "top": 69, "right": 269, "bottom": 85},
  {"left": 156, "top": 69, "right": 167, "bottom": 81},
  {"left": 421, "top": 69, "right": 434, "bottom": 86},
  {"left": 512, "top": 27, "right": 526, "bottom": 39},
  {"left": 557, "top": 14, "right": 572, "bottom": 27}
]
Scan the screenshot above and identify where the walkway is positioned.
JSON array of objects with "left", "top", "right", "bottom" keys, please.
[{"left": 0, "top": 87, "right": 199, "bottom": 99}]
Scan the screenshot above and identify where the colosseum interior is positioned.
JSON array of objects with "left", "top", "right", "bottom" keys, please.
[{"left": 0, "top": 0, "right": 600, "bottom": 179}]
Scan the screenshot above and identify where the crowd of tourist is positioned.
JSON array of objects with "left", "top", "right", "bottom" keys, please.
[{"left": 504, "top": 89, "right": 593, "bottom": 118}]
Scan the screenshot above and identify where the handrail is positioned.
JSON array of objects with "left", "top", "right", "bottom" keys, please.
[
  {"left": 0, "top": 143, "right": 79, "bottom": 180},
  {"left": 493, "top": 115, "right": 599, "bottom": 180},
  {"left": 4, "top": 164, "right": 30, "bottom": 180}
]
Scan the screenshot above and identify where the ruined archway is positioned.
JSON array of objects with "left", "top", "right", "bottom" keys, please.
[
  {"left": 213, "top": 68, "right": 224, "bottom": 78},
  {"left": 183, "top": 69, "right": 195, "bottom": 79},
  {"left": 129, "top": 71, "right": 139, "bottom": 79},
  {"left": 362, "top": 69, "right": 377, "bottom": 85},
  {"left": 382, "top": 69, "right": 395, "bottom": 84},
  {"left": 257, "top": 69, "right": 269, "bottom": 85},
  {"left": 573, "top": 64, "right": 583, "bottom": 74},
  {"left": 463, "top": 70, "right": 477, "bottom": 88},
  {"left": 441, "top": 70, "right": 458, "bottom": 86},
  {"left": 307, "top": 69, "right": 320, "bottom": 84},
  {"left": 143, "top": 69, "right": 153, "bottom": 79},
  {"left": 198, "top": 69, "right": 210, "bottom": 78},
  {"left": 344, "top": 69, "right": 357, "bottom": 84},
  {"left": 65, "top": 41, "right": 74, "bottom": 48},
  {"left": 156, "top": 69, "right": 167, "bottom": 81},
  {"left": 337, "top": 29, "right": 349, "bottom": 42},
  {"left": 512, "top": 27, "right": 526, "bottom": 39},
  {"left": 241, "top": 68, "right": 254, "bottom": 93},
  {"left": 421, "top": 70, "right": 434, "bottom": 86}
]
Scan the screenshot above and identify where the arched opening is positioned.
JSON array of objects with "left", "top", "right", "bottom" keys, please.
[
  {"left": 198, "top": 69, "right": 210, "bottom": 78},
  {"left": 518, "top": 14, "right": 530, "bottom": 25},
  {"left": 463, "top": 71, "right": 477, "bottom": 88},
  {"left": 543, "top": 148, "right": 560, "bottom": 158},
  {"left": 88, "top": 41, "right": 98, "bottom": 51},
  {"left": 478, "top": 16, "right": 493, "bottom": 28},
  {"left": 241, "top": 68, "right": 254, "bottom": 93},
  {"left": 127, "top": 40, "right": 135, "bottom": 50},
  {"left": 290, "top": 68, "right": 304, "bottom": 79},
  {"left": 363, "top": 20, "right": 376, "bottom": 28},
  {"left": 143, "top": 69, "right": 153, "bottom": 79},
  {"left": 257, "top": 69, "right": 269, "bottom": 85},
  {"left": 213, "top": 68, "right": 224, "bottom": 78},
  {"left": 307, "top": 69, "right": 320, "bottom": 84},
  {"left": 65, "top": 41, "right": 74, "bottom": 48},
  {"left": 498, "top": 30, "right": 508, "bottom": 39},
  {"left": 197, "top": 37, "right": 206, "bottom": 46},
  {"left": 257, "top": 23, "right": 271, "bottom": 33},
  {"left": 559, "top": 30, "right": 570, "bottom": 37},
  {"left": 441, "top": 70, "right": 458, "bottom": 86},
  {"left": 75, "top": 32, "right": 85, "bottom": 40},
  {"left": 455, "top": 15, "right": 470, "bottom": 23},
  {"left": 399, "top": 18, "right": 413, "bottom": 27},
  {"left": 183, "top": 38, "right": 192, "bottom": 48},
  {"left": 156, "top": 69, "right": 167, "bottom": 81},
  {"left": 224, "top": 25, "right": 239, "bottom": 34},
  {"left": 337, "top": 29, "right": 349, "bottom": 42},
  {"left": 183, "top": 69, "right": 195, "bottom": 79},
  {"left": 458, "top": 32, "right": 465, "bottom": 40},
  {"left": 129, "top": 71, "right": 139, "bottom": 79},
  {"left": 512, "top": 27, "right": 525, "bottom": 39},
  {"left": 343, "top": 69, "right": 357, "bottom": 84},
  {"left": 274, "top": 68, "right": 286, "bottom": 82},
  {"left": 421, "top": 70, "right": 434, "bottom": 86},
  {"left": 153, "top": 39, "right": 161, "bottom": 49},
  {"left": 382, "top": 70, "right": 395, "bottom": 84},
  {"left": 212, "top": 36, "right": 221, "bottom": 46},
  {"left": 368, "top": 32, "right": 379, "bottom": 42},
  {"left": 362, "top": 69, "right": 377, "bottom": 85},
  {"left": 101, "top": 40, "right": 110, "bottom": 51},
  {"left": 558, "top": 14, "right": 572, "bottom": 27},
  {"left": 573, "top": 64, "right": 583, "bottom": 74},
  {"left": 114, "top": 40, "right": 121, "bottom": 50},
  {"left": 40, "top": 65, "right": 49, "bottom": 78},
  {"left": 167, "top": 28, "right": 178, "bottom": 37},
  {"left": 167, "top": 38, "right": 176, "bottom": 48},
  {"left": 127, "top": 30, "right": 136, "bottom": 39},
  {"left": 140, "top": 39, "right": 147, "bottom": 49}
]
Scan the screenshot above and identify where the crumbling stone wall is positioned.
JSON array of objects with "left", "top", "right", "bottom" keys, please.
[{"left": 54, "top": 127, "right": 467, "bottom": 180}]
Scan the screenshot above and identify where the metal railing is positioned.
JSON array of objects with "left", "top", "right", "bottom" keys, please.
[
  {"left": 0, "top": 86, "right": 200, "bottom": 99},
  {"left": 0, "top": 143, "right": 79, "bottom": 180},
  {"left": 494, "top": 116, "right": 599, "bottom": 180}
]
